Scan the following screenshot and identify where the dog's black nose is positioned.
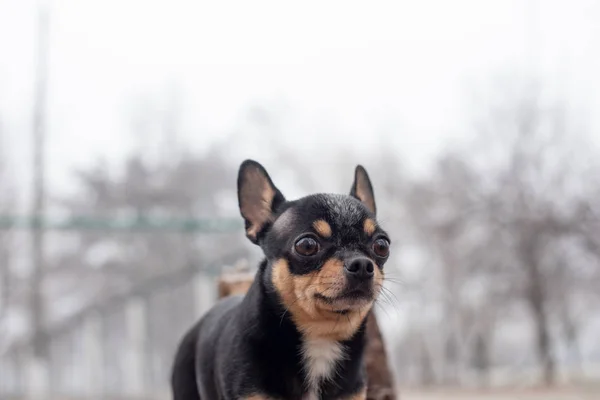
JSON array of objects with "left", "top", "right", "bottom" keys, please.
[{"left": 344, "top": 258, "right": 374, "bottom": 281}]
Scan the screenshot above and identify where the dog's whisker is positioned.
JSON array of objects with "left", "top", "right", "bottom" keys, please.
[{"left": 379, "top": 285, "right": 402, "bottom": 307}]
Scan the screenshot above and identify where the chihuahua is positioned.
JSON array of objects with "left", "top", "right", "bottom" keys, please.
[{"left": 171, "top": 160, "right": 391, "bottom": 400}]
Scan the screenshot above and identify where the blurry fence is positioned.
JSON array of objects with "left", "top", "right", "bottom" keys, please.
[
  {"left": 0, "top": 263, "right": 220, "bottom": 398},
  {"left": 0, "top": 215, "right": 245, "bottom": 399}
]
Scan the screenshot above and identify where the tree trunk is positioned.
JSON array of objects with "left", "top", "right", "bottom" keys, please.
[
  {"left": 419, "top": 340, "right": 435, "bottom": 387},
  {"left": 527, "top": 282, "right": 555, "bottom": 386},
  {"left": 472, "top": 333, "right": 490, "bottom": 387},
  {"left": 521, "top": 232, "right": 556, "bottom": 386}
]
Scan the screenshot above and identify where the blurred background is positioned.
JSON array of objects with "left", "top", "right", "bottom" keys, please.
[{"left": 1, "top": 0, "right": 600, "bottom": 399}]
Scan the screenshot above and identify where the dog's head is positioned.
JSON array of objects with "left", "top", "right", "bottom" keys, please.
[{"left": 237, "top": 160, "right": 391, "bottom": 340}]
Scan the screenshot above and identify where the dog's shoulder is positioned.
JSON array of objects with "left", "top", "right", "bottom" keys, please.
[{"left": 196, "top": 294, "right": 244, "bottom": 349}]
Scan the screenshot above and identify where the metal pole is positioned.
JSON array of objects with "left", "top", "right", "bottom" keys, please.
[
  {"left": 28, "top": 1, "right": 50, "bottom": 398},
  {"left": 31, "top": 0, "right": 49, "bottom": 360}
]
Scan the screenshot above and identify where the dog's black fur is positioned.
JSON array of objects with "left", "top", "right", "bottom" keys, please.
[{"left": 171, "top": 160, "right": 391, "bottom": 400}]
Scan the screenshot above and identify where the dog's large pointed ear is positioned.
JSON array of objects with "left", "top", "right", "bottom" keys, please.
[
  {"left": 350, "top": 165, "right": 376, "bottom": 215},
  {"left": 237, "top": 160, "right": 285, "bottom": 244}
]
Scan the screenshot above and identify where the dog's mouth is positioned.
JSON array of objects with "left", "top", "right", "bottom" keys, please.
[{"left": 314, "top": 287, "right": 374, "bottom": 312}]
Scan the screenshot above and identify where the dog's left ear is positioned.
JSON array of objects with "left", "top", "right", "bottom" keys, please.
[
  {"left": 237, "top": 160, "right": 286, "bottom": 244},
  {"left": 350, "top": 165, "right": 376, "bottom": 215}
]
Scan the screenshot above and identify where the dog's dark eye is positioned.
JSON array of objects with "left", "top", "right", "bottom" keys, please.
[
  {"left": 373, "top": 238, "right": 390, "bottom": 258},
  {"left": 294, "top": 237, "right": 320, "bottom": 256}
]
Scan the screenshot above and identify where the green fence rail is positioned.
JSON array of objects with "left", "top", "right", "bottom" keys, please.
[{"left": 0, "top": 215, "right": 242, "bottom": 233}]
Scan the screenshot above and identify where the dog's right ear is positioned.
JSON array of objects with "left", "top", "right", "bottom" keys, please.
[{"left": 237, "top": 160, "right": 285, "bottom": 244}]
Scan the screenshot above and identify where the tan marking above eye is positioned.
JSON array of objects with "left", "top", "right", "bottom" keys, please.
[
  {"left": 363, "top": 218, "right": 377, "bottom": 236},
  {"left": 313, "top": 219, "right": 332, "bottom": 238}
]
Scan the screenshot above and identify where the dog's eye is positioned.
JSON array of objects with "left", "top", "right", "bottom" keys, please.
[
  {"left": 373, "top": 238, "right": 390, "bottom": 258},
  {"left": 294, "top": 237, "right": 320, "bottom": 256}
]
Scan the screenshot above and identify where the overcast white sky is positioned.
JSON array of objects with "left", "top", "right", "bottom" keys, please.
[{"left": 1, "top": 0, "right": 600, "bottom": 207}]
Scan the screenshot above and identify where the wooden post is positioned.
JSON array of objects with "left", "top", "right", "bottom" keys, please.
[
  {"left": 217, "top": 268, "right": 255, "bottom": 298},
  {"left": 365, "top": 311, "right": 397, "bottom": 399},
  {"left": 216, "top": 266, "right": 398, "bottom": 399}
]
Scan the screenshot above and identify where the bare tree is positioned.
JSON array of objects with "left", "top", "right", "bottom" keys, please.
[
  {"left": 478, "top": 90, "right": 598, "bottom": 384},
  {"left": 396, "top": 78, "right": 600, "bottom": 387},
  {"left": 460, "top": 80, "right": 598, "bottom": 385},
  {"left": 402, "top": 153, "right": 503, "bottom": 385}
]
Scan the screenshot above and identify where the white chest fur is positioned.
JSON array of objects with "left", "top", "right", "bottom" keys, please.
[{"left": 301, "top": 338, "right": 345, "bottom": 398}]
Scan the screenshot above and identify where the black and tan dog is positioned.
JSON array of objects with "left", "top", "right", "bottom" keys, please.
[{"left": 171, "top": 160, "right": 391, "bottom": 400}]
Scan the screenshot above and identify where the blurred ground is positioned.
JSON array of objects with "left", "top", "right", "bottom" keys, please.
[
  {"left": 8, "top": 388, "right": 600, "bottom": 400},
  {"left": 402, "top": 387, "right": 600, "bottom": 399}
]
